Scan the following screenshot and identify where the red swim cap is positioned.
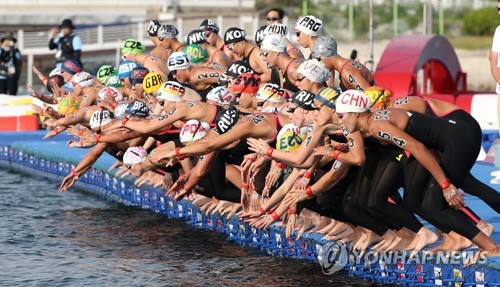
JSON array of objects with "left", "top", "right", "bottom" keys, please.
[{"left": 232, "top": 72, "right": 261, "bottom": 94}]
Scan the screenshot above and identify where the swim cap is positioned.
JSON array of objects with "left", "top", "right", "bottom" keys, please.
[
  {"left": 335, "top": 90, "right": 371, "bottom": 113},
  {"left": 72, "top": 71, "right": 94, "bottom": 87},
  {"left": 63, "top": 82, "right": 74, "bottom": 93},
  {"left": 123, "top": 146, "right": 148, "bottom": 165},
  {"left": 105, "top": 72, "right": 123, "bottom": 88},
  {"left": 256, "top": 83, "right": 284, "bottom": 103},
  {"left": 96, "top": 65, "right": 116, "bottom": 83},
  {"left": 261, "top": 106, "right": 282, "bottom": 113},
  {"left": 254, "top": 25, "right": 267, "bottom": 47},
  {"left": 46, "top": 75, "right": 65, "bottom": 93},
  {"left": 98, "top": 86, "right": 123, "bottom": 102},
  {"left": 295, "top": 15, "right": 323, "bottom": 36},
  {"left": 199, "top": 19, "right": 220, "bottom": 33},
  {"left": 183, "top": 44, "right": 208, "bottom": 64},
  {"left": 57, "top": 97, "right": 79, "bottom": 114},
  {"left": 129, "top": 66, "right": 149, "bottom": 86},
  {"left": 260, "top": 34, "right": 287, "bottom": 53},
  {"left": 167, "top": 52, "right": 190, "bottom": 70},
  {"left": 276, "top": 123, "right": 305, "bottom": 151},
  {"left": 113, "top": 101, "right": 128, "bottom": 119},
  {"left": 157, "top": 81, "right": 186, "bottom": 102},
  {"left": 265, "top": 23, "right": 288, "bottom": 36},
  {"left": 232, "top": 72, "right": 261, "bottom": 94},
  {"left": 226, "top": 60, "right": 251, "bottom": 78},
  {"left": 121, "top": 39, "right": 145, "bottom": 54},
  {"left": 311, "top": 36, "right": 338, "bottom": 59},
  {"left": 290, "top": 90, "right": 317, "bottom": 110},
  {"left": 142, "top": 73, "right": 164, "bottom": 94},
  {"left": 364, "top": 86, "right": 392, "bottom": 108},
  {"left": 315, "top": 86, "right": 342, "bottom": 109},
  {"left": 118, "top": 60, "right": 139, "bottom": 79},
  {"left": 297, "top": 59, "right": 331, "bottom": 83},
  {"left": 187, "top": 29, "right": 207, "bottom": 45},
  {"left": 224, "top": 27, "right": 247, "bottom": 45},
  {"left": 206, "top": 87, "right": 235, "bottom": 105},
  {"left": 49, "top": 68, "right": 63, "bottom": 77},
  {"left": 61, "top": 59, "right": 82, "bottom": 75},
  {"left": 157, "top": 24, "right": 179, "bottom": 39},
  {"left": 125, "top": 100, "right": 150, "bottom": 118},
  {"left": 214, "top": 106, "right": 240, "bottom": 135},
  {"left": 179, "top": 119, "right": 211, "bottom": 145},
  {"left": 89, "top": 110, "right": 113, "bottom": 129}
]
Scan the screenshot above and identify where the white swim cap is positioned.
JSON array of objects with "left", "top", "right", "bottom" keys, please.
[
  {"left": 98, "top": 87, "right": 123, "bottom": 102},
  {"left": 89, "top": 110, "right": 113, "bottom": 129},
  {"left": 297, "top": 59, "right": 331, "bottom": 83},
  {"left": 123, "top": 146, "right": 148, "bottom": 164},
  {"left": 295, "top": 15, "right": 323, "bottom": 36},
  {"left": 206, "top": 87, "right": 235, "bottom": 105},
  {"left": 335, "top": 90, "right": 371, "bottom": 113},
  {"left": 157, "top": 81, "right": 186, "bottom": 102},
  {"left": 256, "top": 83, "right": 284, "bottom": 103},
  {"left": 179, "top": 119, "right": 211, "bottom": 145},
  {"left": 260, "top": 34, "right": 287, "bottom": 53},
  {"left": 167, "top": 52, "right": 191, "bottom": 71}
]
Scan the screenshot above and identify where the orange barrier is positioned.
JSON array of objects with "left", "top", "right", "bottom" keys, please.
[{"left": 0, "top": 115, "right": 40, "bottom": 131}]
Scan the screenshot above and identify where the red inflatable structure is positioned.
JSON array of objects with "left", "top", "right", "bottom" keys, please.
[
  {"left": 374, "top": 35, "right": 468, "bottom": 100},
  {"left": 374, "top": 35, "right": 498, "bottom": 160}
]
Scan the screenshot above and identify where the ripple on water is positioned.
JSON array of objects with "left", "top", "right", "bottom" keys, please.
[{"left": 0, "top": 169, "right": 372, "bottom": 286}]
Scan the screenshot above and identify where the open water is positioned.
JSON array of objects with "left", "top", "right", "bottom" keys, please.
[{"left": 0, "top": 169, "right": 372, "bottom": 287}]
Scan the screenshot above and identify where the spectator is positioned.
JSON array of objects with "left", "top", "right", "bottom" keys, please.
[
  {"left": 489, "top": 1, "right": 500, "bottom": 183},
  {"left": 49, "top": 19, "right": 82, "bottom": 68},
  {"left": 266, "top": 8, "right": 285, "bottom": 24},
  {"left": 0, "top": 33, "right": 22, "bottom": 95}
]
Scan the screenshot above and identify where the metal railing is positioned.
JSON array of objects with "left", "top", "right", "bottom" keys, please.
[{"left": 21, "top": 15, "right": 293, "bottom": 86}]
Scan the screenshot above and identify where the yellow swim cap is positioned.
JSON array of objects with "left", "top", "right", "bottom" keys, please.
[
  {"left": 276, "top": 123, "right": 305, "bottom": 151},
  {"left": 58, "top": 97, "right": 79, "bottom": 115},
  {"left": 142, "top": 73, "right": 164, "bottom": 94},
  {"left": 364, "top": 86, "right": 392, "bottom": 108}
]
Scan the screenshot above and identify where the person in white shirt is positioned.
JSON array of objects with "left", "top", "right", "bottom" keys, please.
[{"left": 488, "top": 1, "right": 500, "bottom": 183}]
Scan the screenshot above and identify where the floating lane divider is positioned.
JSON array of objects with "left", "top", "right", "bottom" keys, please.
[{"left": 0, "top": 139, "right": 499, "bottom": 286}]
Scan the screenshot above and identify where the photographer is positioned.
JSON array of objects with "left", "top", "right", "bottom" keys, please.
[
  {"left": 0, "top": 33, "right": 22, "bottom": 95},
  {"left": 48, "top": 19, "right": 82, "bottom": 67}
]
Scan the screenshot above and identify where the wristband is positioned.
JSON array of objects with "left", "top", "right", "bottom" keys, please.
[
  {"left": 266, "top": 147, "right": 274, "bottom": 157},
  {"left": 303, "top": 171, "right": 312, "bottom": 179},
  {"left": 305, "top": 186, "right": 314, "bottom": 197},
  {"left": 270, "top": 211, "right": 280, "bottom": 221},
  {"left": 121, "top": 118, "right": 129, "bottom": 126},
  {"left": 70, "top": 168, "right": 78, "bottom": 176},
  {"left": 258, "top": 207, "right": 265, "bottom": 214},
  {"left": 241, "top": 183, "right": 249, "bottom": 189},
  {"left": 288, "top": 208, "right": 296, "bottom": 215},
  {"left": 41, "top": 77, "right": 48, "bottom": 82},
  {"left": 267, "top": 209, "right": 275, "bottom": 214},
  {"left": 179, "top": 174, "right": 188, "bottom": 182},
  {"left": 246, "top": 157, "right": 256, "bottom": 163},
  {"left": 175, "top": 147, "right": 186, "bottom": 160},
  {"left": 95, "top": 134, "right": 101, "bottom": 143},
  {"left": 333, "top": 149, "right": 342, "bottom": 160},
  {"left": 53, "top": 127, "right": 60, "bottom": 134},
  {"left": 276, "top": 162, "right": 285, "bottom": 169},
  {"left": 439, "top": 179, "right": 451, "bottom": 189},
  {"left": 78, "top": 129, "right": 84, "bottom": 137}
]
